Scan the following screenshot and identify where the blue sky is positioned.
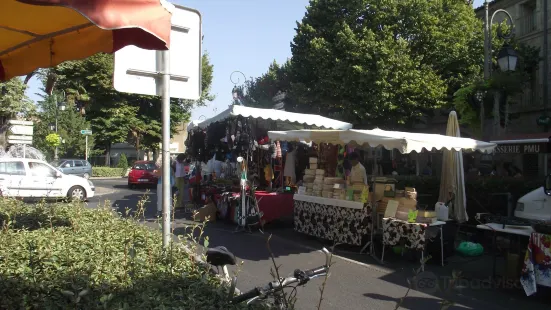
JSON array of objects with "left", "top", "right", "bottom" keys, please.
[{"left": 25, "top": 0, "right": 485, "bottom": 121}]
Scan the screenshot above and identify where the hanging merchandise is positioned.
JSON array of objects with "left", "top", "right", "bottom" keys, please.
[{"left": 284, "top": 144, "right": 297, "bottom": 185}]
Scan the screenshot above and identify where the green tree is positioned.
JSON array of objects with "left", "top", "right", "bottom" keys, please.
[
  {"left": 0, "top": 78, "right": 34, "bottom": 121},
  {"left": 47, "top": 51, "right": 214, "bottom": 165},
  {"left": 32, "top": 90, "right": 95, "bottom": 160},
  {"left": 289, "top": 0, "right": 483, "bottom": 128}
]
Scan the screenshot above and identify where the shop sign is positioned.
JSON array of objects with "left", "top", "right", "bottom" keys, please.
[
  {"left": 494, "top": 143, "right": 548, "bottom": 154},
  {"left": 537, "top": 115, "right": 551, "bottom": 127}
]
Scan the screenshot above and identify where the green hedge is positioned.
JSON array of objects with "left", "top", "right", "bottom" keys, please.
[
  {"left": 0, "top": 199, "right": 260, "bottom": 309},
  {"left": 92, "top": 166, "right": 124, "bottom": 177},
  {"left": 391, "top": 175, "right": 544, "bottom": 220}
]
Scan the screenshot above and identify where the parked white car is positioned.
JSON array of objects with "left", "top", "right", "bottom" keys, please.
[{"left": 0, "top": 158, "right": 95, "bottom": 201}]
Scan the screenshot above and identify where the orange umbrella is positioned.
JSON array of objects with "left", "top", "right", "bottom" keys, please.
[{"left": 0, "top": 0, "right": 173, "bottom": 81}]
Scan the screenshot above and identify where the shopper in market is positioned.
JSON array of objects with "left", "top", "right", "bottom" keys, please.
[
  {"left": 348, "top": 152, "right": 368, "bottom": 185},
  {"left": 173, "top": 154, "right": 186, "bottom": 208},
  {"left": 153, "top": 155, "right": 175, "bottom": 218}
]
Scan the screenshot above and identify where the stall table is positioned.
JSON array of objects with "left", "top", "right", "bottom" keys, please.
[
  {"left": 382, "top": 218, "right": 446, "bottom": 268},
  {"left": 476, "top": 223, "right": 533, "bottom": 281},
  {"left": 520, "top": 232, "right": 551, "bottom": 296},
  {"left": 225, "top": 191, "right": 294, "bottom": 225},
  {"left": 293, "top": 194, "right": 372, "bottom": 246}
]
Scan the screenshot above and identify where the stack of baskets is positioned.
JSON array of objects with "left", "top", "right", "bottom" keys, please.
[
  {"left": 303, "top": 168, "right": 315, "bottom": 195},
  {"left": 303, "top": 168, "right": 325, "bottom": 196},
  {"left": 312, "top": 169, "right": 325, "bottom": 197},
  {"left": 318, "top": 177, "right": 343, "bottom": 199}
]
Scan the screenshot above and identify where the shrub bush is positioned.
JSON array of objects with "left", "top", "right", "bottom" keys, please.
[
  {"left": 0, "top": 199, "right": 262, "bottom": 309},
  {"left": 118, "top": 154, "right": 129, "bottom": 170},
  {"left": 92, "top": 166, "right": 124, "bottom": 178}
]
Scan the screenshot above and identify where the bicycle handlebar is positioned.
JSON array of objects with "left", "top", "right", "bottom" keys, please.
[{"left": 231, "top": 248, "right": 331, "bottom": 305}]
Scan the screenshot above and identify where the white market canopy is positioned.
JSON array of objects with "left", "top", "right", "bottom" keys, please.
[
  {"left": 186, "top": 120, "right": 202, "bottom": 131},
  {"left": 196, "top": 105, "right": 353, "bottom": 130},
  {"left": 268, "top": 129, "right": 497, "bottom": 154}
]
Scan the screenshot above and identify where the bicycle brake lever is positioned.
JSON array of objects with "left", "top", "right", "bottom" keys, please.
[{"left": 294, "top": 269, "right": 308, "bottom": 284}]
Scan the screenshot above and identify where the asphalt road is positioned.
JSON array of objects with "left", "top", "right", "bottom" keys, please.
[{"left": 89, "top": 179, "right": 550, "bottom": 310}]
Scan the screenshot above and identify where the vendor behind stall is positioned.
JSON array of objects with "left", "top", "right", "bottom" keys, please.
[{"left": 348, "top": 152, "right": 368, "bottom": 185}]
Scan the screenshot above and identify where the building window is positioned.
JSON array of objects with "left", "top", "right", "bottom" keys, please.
[{"left": 519, "top": 0, "right": 537, "bottom": 36}]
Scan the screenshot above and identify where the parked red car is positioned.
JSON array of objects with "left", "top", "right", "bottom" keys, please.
[{"left": 128, "top": 161, "right": 157, "bottom": 188}]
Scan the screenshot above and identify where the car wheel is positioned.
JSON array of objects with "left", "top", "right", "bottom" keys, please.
[
  {"left": 67, "top": 186, "right": 86, "bottom": 201},
  {"left": 128, "top": 183, "right": 136, "bottom": 189},
  {"left": 83, "top": 173, "right": 90, "bottom": 179}
]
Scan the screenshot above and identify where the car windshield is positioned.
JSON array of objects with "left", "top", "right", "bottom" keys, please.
[{"left": 133, "top": 163, "right": 156, "bottom": 171}]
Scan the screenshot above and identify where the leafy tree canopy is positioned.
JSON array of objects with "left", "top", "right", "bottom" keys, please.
[
  {"left": 0, "top": 78, "right": 34, "bottom": 120},
  {"left": 238, "top": 60, "right": 293, "bottom": 109},
  {"left": 39, "top": 51, "right": 214, "bottom": 162},
  {"left": 32, "top": 90, "right": 95, "bottom": 160},
  {"left": 288, "top": 0, "right": 484, "bottom": 128}
]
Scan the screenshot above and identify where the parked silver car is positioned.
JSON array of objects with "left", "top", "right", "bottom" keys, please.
[{"left": 50, "top": 159, "right": 92, "bottom": 179}]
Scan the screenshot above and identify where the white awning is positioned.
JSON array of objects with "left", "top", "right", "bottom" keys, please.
[
  {"left": 187, "top": 120, "right": 202, "bottom": 131},
  {"left": 196, "top": 105, "right": 352, "bottom": 130},
  {"left": 268, "top": 129, "right": 496, "bottom": 154}
]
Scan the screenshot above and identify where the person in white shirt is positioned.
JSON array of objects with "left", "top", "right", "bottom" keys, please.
[
  {"left": 348, "top": 152, "right": 368, "bottom": 185},
  {"left": 173, "top": 154, "right": 186, "bottom": 207}
]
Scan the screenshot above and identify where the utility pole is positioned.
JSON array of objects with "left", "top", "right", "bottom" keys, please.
[
  {"left": 543, "top": 0, "right": 549, "bottom": 126},
  {"left": 483, "top": 0, "right": 490, "bottom": 138}
]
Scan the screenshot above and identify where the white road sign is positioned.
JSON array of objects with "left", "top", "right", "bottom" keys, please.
[
  {"left": 7, "top": 139, "right": 32, "bottom": 145},
  {"left": 9, "top": 124, "right": 33, "bottom": 136},
  {"left": 7, "top": 135, "right": 32, "bottom": 141},
  {"left": 113, "top": 5, "right": 202, "bottom": 100}
]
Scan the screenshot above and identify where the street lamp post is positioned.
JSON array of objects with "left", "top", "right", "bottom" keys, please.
[
  {"left": 52, "top": 91, "right": 66, "bottom": 160},
  {"left": 483, "top": 0, "right": 518, "bottom": 138},
  {"left": 230, "top": 71, "right": 247, "bottom": 106}
]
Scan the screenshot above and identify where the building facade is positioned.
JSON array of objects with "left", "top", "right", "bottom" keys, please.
[
  {"left": 473, "top": 0, "right": 551, "bottom": 176},
  {"left": 476, "top": 0, "right": 548, "bottom": 138}
]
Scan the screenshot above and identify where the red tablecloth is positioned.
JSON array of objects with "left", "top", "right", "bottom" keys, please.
[
  {"left": 227, "top": 191, "right": 294, "bottom": 224},
  {"left": 255, "top": 191, "right": 294, "bottom": 224}
]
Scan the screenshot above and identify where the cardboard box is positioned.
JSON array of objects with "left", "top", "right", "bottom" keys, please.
[{"left": 193, "top": 202, "right": 217, "bottom": 222}]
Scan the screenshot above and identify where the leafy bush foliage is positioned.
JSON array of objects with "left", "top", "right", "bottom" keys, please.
[
  {"left": 0, "top": 199, "right": 257, "bottom": 309},
  {"left": 92, "top": 166, "right": 124, "bottom": 177},
  {"left": 118, "top": 154, "right": 128, "bottom": 170},
  {"left": 45, "top": 133, "right": 61, "bottom": 148}
]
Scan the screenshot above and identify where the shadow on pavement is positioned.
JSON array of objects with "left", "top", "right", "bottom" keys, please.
[
  {"left": 101, "top": 188, "right": 551, "bottom": 309},
  {"left": 364, "top": 293, "right": 450, "bottom": 310},
  {"left": 173, "top": 220, "right": 317, "bottom": 262}
]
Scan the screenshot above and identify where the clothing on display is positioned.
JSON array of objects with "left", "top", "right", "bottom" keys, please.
[
  {"left": 350, "top": 162, "right": 368, "bottom": 185},
  {"left": 284, "top": 148, "right": 297, "bottom": 184}
]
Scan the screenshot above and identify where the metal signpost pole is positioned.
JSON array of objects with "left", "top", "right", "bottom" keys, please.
[
  {"left": 112, "top": 5, "right": 202, "bottom": 249},
  {"left": 85, "top": 135, "right": 88, "bottom": 161},
  {"left": 161, "top": 50, "right": 172, "bottom": 248},
  {"left": 54, "top": 95, "right": 59, "bottom": 160}
]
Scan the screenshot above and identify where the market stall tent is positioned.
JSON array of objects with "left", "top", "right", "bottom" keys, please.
[
  {"left": 196, "top": 105, "right": 353, "bottom": 130},
  {"left": 267, "top": 128, "right": 496, "bottom": 154},
  {"left": 268, "top": 128, "right": 497, "bottom": 256}
]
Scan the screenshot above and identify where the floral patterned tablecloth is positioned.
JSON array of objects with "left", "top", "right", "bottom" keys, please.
[
  {"left": 382, "top": 218, "right": 435, "bottom": 251},
  {"left": 293, "top": 200, "right": 372, "bottom": 246},
  {"left": 520, "top": 232, "right": 551, "bottom": 296}
]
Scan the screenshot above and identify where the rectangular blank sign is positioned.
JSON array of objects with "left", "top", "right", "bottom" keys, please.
[{"left": 113, "top": 4, "right": 202, "bottom": 100}]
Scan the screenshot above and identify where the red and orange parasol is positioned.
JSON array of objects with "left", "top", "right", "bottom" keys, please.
[{"left": 0, "top": 0, "right": 173, "bottom": 81}]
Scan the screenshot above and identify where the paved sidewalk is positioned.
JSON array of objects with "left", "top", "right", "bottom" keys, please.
[
  {"left": 93, "top": 186, "right": 116, "bottom": 196},
  {"left": 90, "top": 182, "right": 550, "bottom": 310}
]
